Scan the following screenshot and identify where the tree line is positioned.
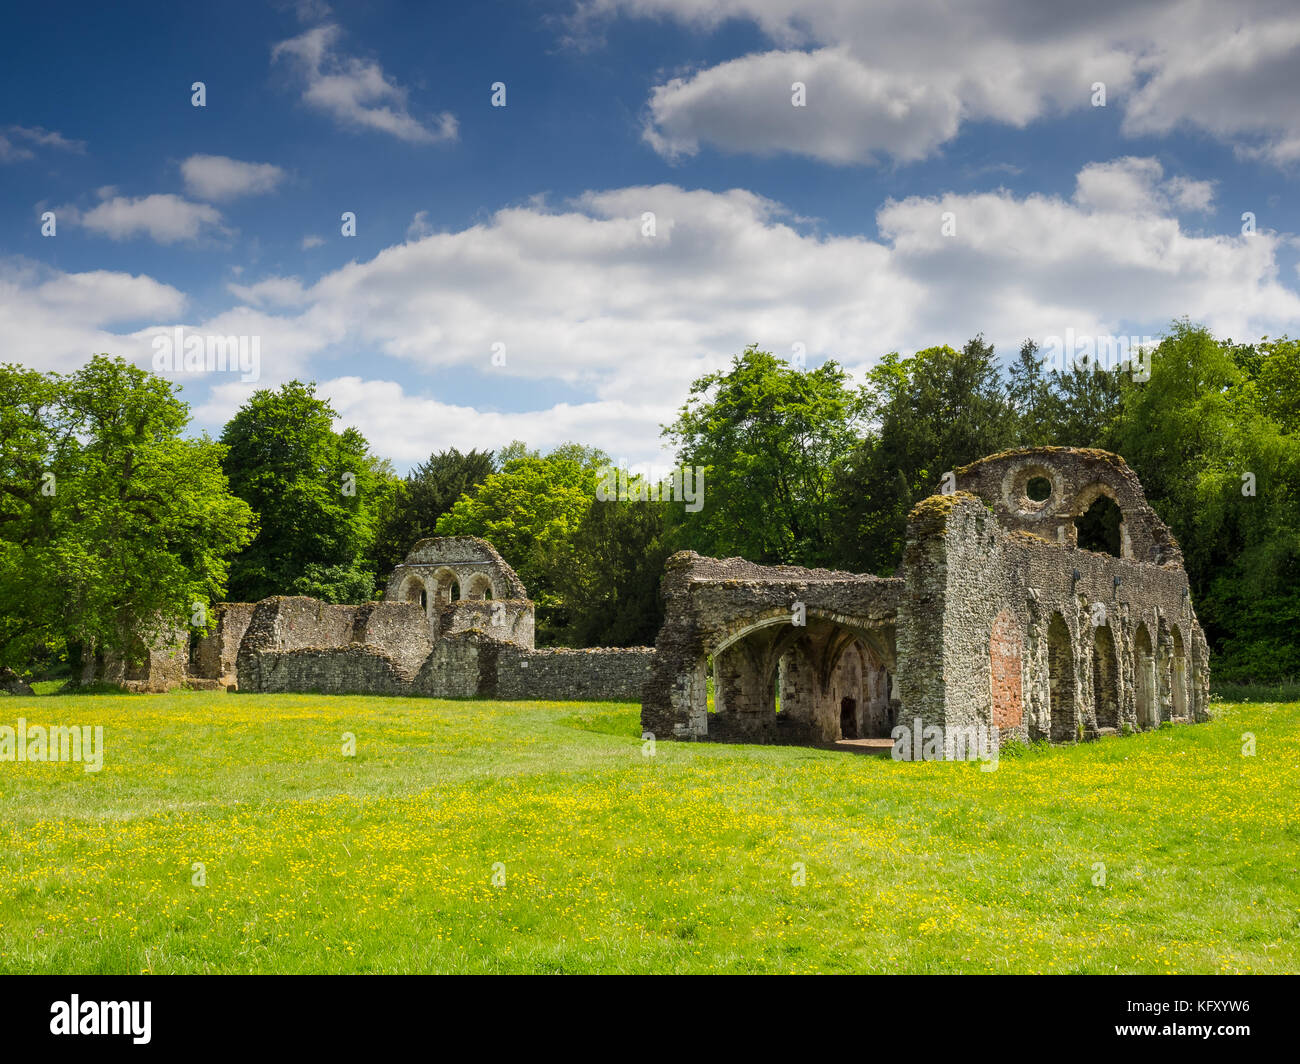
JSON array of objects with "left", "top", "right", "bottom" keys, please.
[{"left": 2, "top": 319, "right": 1295, "bottom": 682}]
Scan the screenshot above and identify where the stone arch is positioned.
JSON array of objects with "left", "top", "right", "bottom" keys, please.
[
  {"left": 1133, "top": 622, "right": 1157, "bottom": 729},
  {"left": 989, "top": 609, "right": 1023, "bottom": 729},
  {"left": 705, "top": 609, "right": 896, "bottom": 744},
  {"left": 1171, "top": 626, "right": 1188, "bottom": 720},
  {"left": 462, "top": 572, "right": 494, "bottom": 601},
  {"left": 1074, "top": 485, "right": 1127, "bottom": 558},
  {"left": 429, "top": 567, "right": 459, "bottom": 606},
  {"left": 1091, "top": 622, "right": 1119, "bottom": 730},
  {"left": 397, "top": 573, "right": 428, "bottom": 611},
  {"left": 1047, "top": 612, "right": 1076, "bottom": 742}
]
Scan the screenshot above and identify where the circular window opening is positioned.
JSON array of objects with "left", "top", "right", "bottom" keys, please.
[{"left": 1026, "top": 476, "right": 1052, "bottom": 502}]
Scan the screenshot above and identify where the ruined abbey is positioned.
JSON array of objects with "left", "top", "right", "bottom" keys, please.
[
  {"left": 103, "top": 447, "right": 1208, "bottom": 757},
  {"left": 641, "top": 447, "right": 1210, "bottom": 747}
]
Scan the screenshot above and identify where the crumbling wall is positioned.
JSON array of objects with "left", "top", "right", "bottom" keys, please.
[
  {"left": 249, "top": 644, "right": 408, "bottom": 695},
  {"left": 191, "top": 602, "right": 256, "bottom": 686},
  {"left": 496, "top": 645, "right": 654, "bottom": 702}
]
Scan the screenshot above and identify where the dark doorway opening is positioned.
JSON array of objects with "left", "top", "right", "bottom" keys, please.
[
  {"left": 1076, "top": 496, "right": 1123, "bottom": 556},
  {"left": 840, "top": 697, "right": 858, "bottom": 739}
]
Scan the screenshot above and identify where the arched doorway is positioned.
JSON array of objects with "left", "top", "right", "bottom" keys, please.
[
  {"left": 705, "top": 612, "right": 895, "bottom": 744},
  {"left": 1171, "top": 628, "right": 1188, "bottom": 720},
  {"left": 1092, "top": 623, "right": 1119, "bottom": 730},
  {"left": 1134, "top": 623, "right": 1156, "bottom": 729},
  {"left": 1047, "top": 613, "right": 1076, "bottom": 742}
]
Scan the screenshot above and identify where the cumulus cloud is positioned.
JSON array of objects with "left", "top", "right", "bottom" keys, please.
[
  {"left": 0, "top": 259, "right": 185, "bottom": 370},
  {"left": 645, "top": 47, "right": 961, "bottom": 164},
  {"left": 226, "top": 276, "right": 311, "bottom": 307},
  {"left": 0, "top": 125, "right": 86, "bottom": 162},
  {"left": 12, "top": 163, "right": 1300, "bottom": 465},
  {"left": 315, "top": 379, "right": 670, "bottom": 469},
  {"left": 181, "top": 154, "right": 286, "bottom": 201},
  {"left": 63, "top": 193, "right": 225, "bottom": 244},
  {"left": 582, "top": 0, "right": 1300, "bottom": 168},
  {"left": 272, "top": 23, "right": 457, "bottom": 143}
]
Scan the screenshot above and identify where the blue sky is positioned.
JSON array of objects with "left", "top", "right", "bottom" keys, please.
[{"left": 3, "top": 0, "right": 1299, "bottom": 470}]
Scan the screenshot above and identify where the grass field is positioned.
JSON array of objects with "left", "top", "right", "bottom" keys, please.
[{"left": 1, "top": 691, "right": 1297, "bottom": 973}]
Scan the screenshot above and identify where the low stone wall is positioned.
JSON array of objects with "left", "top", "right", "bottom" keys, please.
[
  {"left": 248, "top": 644, "right": 408, "bottom": 696},
  {"left": 496, "top": 645, "right": 654, "bottom": 702},
  {"left": 236, "top": 622, "right": 654, "bottom": 702}
]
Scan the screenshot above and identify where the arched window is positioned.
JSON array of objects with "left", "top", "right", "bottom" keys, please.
[{"left": 1076, "top": 495, "right": 1124, "bottom": 556}]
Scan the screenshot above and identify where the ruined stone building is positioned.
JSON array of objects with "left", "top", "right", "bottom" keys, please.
[
  {"left": 96, "top": 448, "right": 1209, "bottom": 758},
  {"left": 168, "top": 537, "right": 652, "bottom": 700},
  {"left": 640, "top": 448, "right": 1210, "bottom": 750}
]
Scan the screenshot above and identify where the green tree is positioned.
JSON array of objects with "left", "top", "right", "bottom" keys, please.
[
  {"left": 1112, "top": 322, "right": 1300, "bottom": 681},
  {"left": 220, "top": 382, "right": 393, "bottom": 601},
  {"left": 372, "top": 448, "right": 496, "bottom": 576},
  {"left": 435, "top": 444, "right": 604, "bottom": 642},
  {"left": 558, "top": 473, "right": 673, "bottom": 647},
  {"left": 834, "top": 337, "right": 1016, "bottom": 573},
  {"left": 664, "top": 345, "right": 863, "bottom": 566},
  {"left": 0, "top": 356, "right": 254, "bottom": 672}
]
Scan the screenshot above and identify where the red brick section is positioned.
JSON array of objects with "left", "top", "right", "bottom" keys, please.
[{"left": 990, "top": 610, "right": 1023, "bottom": 728}]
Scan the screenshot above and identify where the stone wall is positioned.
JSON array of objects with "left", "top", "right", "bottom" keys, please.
[
  {"left": 191, "top": 602, "right": 256, "bottom": 686},
  {"left": 235, "top": 611, "right": 653, "bottom": 702},
  {"left": 495, "top": 645, "right": 654, "bottom": 702},
  {"left": 643, "top": 447, "right": 1210, "bottom": 753}
]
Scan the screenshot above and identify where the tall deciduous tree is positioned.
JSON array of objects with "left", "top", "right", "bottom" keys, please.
[
  {"left": 0, "top": 356, "right": 254, "bottom": 671},
  {"left": 833, "top": 337, "right": 1016, "bottom": 574},
  {"left": 435, "top": 443, "right": 603, "bottom": 642},
  {"left": 664, "top": 345, "right": 862, "bottom": 567},
  {"left": 220, "top": 381, "right": 395, "bottom": 602},
  {"left": 372, "top": 448, "right": 496, "bottom": 576}
]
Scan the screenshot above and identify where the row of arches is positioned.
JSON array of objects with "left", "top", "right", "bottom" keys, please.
[
  {"left": 398, "top": 568, "right": 495, "bottom": 613},
  {"left": 1029, "top": 612, "right": 1198, "bottom": 741},
  {"left": 705, "top": 612, "right": 897, "bottom": 743}
]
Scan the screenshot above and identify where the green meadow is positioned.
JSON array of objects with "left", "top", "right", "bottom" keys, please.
[{"left": 0, "top": 691, "right": 1296, "bottom": 974}]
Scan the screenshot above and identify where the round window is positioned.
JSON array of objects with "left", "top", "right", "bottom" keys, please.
[{"left": 1026, "top": 476, "right": 1052, "bottom": 502}]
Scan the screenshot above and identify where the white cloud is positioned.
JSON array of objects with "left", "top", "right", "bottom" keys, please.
[
  {"left": 0, "top": 259, "right": 185, "bottom": 370},
  {"left": 272, "top": 23, "right": 457, "bottom": 144},
  {"left": 645, "top": 47, "right": 961, "bottom": 164},
  {"left": 317, "top": 379, "right": 672, "bottom": 468},
  {"left": 12, "top": 164, "right": 1300, "bottom": 465},
  {"left": 226, "top": 277, "right": 311, "bottom": 307},
  {"left": 0, "top": 125, "right": 86, "bottom": 162},
  {"left": 68, "top": 193, "right": 224, "bottom": 244},
  {"left": 302, "top": 234, "right": 326, "bottom": 249},
  {"left": 406, "top": 210, "right": 433, "bottom": 240},
  {"left": 181, "top": 154, "right": 286, "bottom": 201},
  {"left": 584, "top": 0, "right": 1300, "bottom": 168}
]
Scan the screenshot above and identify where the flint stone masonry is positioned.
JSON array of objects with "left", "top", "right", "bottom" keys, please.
[
  {"left": 220, "top": 537, "right": 651, "bottom": 702},
  {"left": 642, "top": 447, "right": 1210, "bottom": 754}
]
